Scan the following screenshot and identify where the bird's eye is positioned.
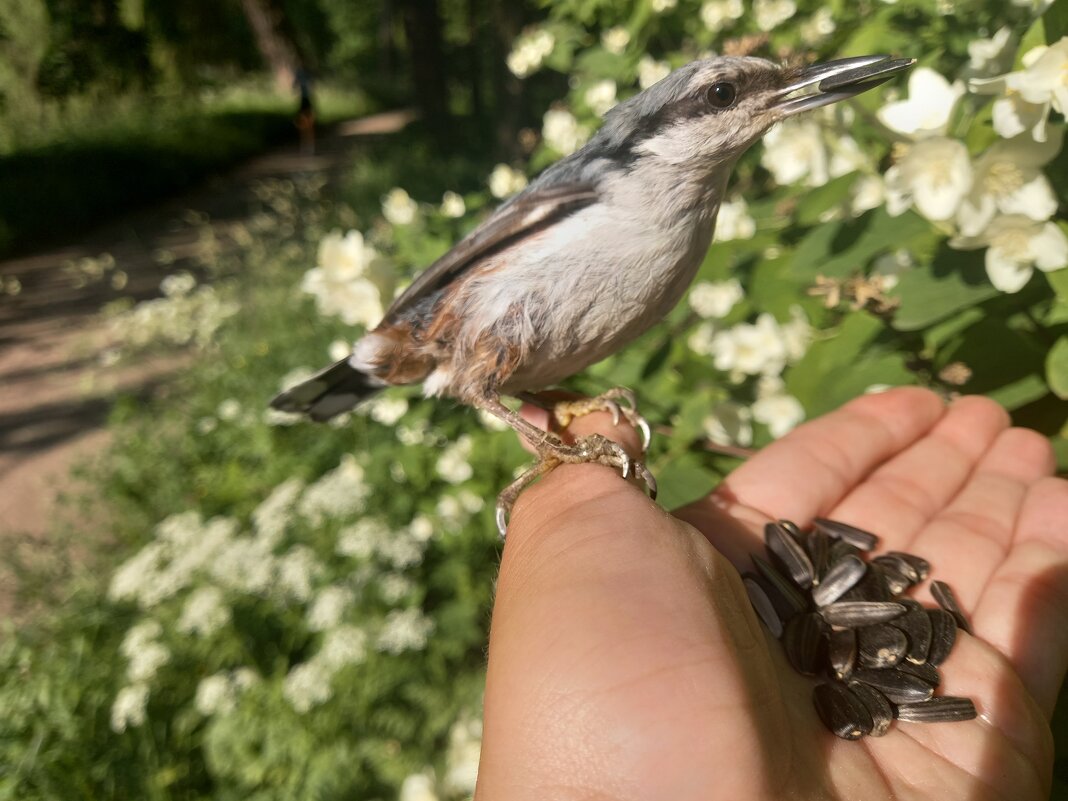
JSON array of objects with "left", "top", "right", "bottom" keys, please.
[{"left": 706, "top": 81, "right": 738, "bottom": 109}]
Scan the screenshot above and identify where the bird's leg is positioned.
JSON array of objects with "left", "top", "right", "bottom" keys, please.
[
  {"left": 478, "top": 392, "right": 657, "bottom": 539},
  {"left": 517, "top": 387, "right": 652, "bottom": 454}
]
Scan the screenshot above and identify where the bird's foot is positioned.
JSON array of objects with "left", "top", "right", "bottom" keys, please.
[
  {"left": 494, "top": 432, "right": 657, "bottom": 538},
  {"left": 551, "top": 387, "right": 652, "bottom": 454}
]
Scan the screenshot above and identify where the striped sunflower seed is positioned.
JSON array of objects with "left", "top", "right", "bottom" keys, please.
[
  {"left": 894, "top": 659, "right": 940, "bottom": 687},
  {"left": 783, "top": 612, "right": 825, "bottom": 676},
  {"left": 931, "top": 580, "right": 973, "bottom": 635},
  {"left": 841, "top": 569, "right": 893, "bottom": 603},
  {"left": 752, "top": 554, "right": 808, "bottom": 621},
  {"left": 851, "top": 667, "right": 936, "bottom": 703},
  {"left": 827, "top": 628, "right": 857, "bottom": 681},
  {"left": 872, "top": 553, "right": 920, "bottom": 585},
  {"left": 812, "top": 554, "right": 866, "bottom": 607},
  {"left": 765, "top": 522, "right": 815, "bottom": 590},
  {"left": 872, "top": 562, "right": 911, "bottom": 596},
  {"left": 926, "top": 608, "right": 958, "bottom": 667},
  {"left": 743, "top": 575, "right": 784, "bottom": 638},
  {"left": 821, "top": 601, "right": 906, "bottom": 628},
  {"left": 813, "top": 682, "right": 873, "bottom": 740},
  {"left": 894, "top": 604, "right": 933, "bottom": 664},
  {"left": 847, "top": 680, "right": 894, "bottom": 736},
  {"left": 805, "top": 530, "right": 831, "bottom": 584},
  {"left": 812, "top": 518, "right": 879, "bottom": 551},
  {"left": 886, "top": 551, "right": 930, "bottom": 582},
  {"left": 894, "top": 696, "right": 977, "bottom": 723},
  {"left": 857, "top": 623, "right": 908, "bottom": 668}
]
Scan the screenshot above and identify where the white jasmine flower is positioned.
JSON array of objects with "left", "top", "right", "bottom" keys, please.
[
  {"left": 328, "top": 339, "right": 352, "bottom": 361},
  {"left": 602, "top": 26, "right": 630, "bottom": 55},
  {"left": 506, "top": 29, "right": 555, "bottom": 78},
  {"left": 216, "top": 398, "right": 241, "bottom": 421},
  {"left": 752, "top": 393, "right": 805, "bottom": 438},
  {"left": 397, "top": 420, "right": 430, "bottom": 445},
  {"left": 440, "top": 191, "right": 466, "bottom": 218},
  {"left": 872, "top": 248, "right": 915, "bottom": 278},
  {"left": 409, "top": 514, "right": 436, "bottom": 541},
  {"left": 711, "top": 314, "right": 788, "bottom": 377},
  {"left": 379, "top": 572, "right": 416, "bottom": 603},
  {"left": 780, "top": 305, "right": 812, "bottom": 362},
  {"left": 195, "top": 673, "right": 238, "bottom": 716},
  {"left": 126, "top": 641, "right": 170, "bottom": 683},
  {"left": 761, "top": 120, "right": 829, "bottom": 187},
  {"left": 638, "top": 56, "right": 671, "bottom": 89},
  {"left": 957, "top": 133, "right": 1061, "bottom": 237},
  {"left": 542, "top": 108, "right": 590, "bottom": 155},
  {"left": 702, "top": 401, "right": 753, "bottom": 447},
  {"left": 883, "top": 137, "right": 972, "bottom": 221},
  {"left": 319, "top": 625, "right": 368, "bottom": 669},
  {"left": 444, "top": 716, "right": 483, "bottom": 795},
  {"left": 650, "top": 0, "right": 677, "bottom": 11},
  {"left": 298, "top": 454, "right": 370, "bottom": 523},
  {"left": 689, "top": 279, "right": 744, "bottom": 319},
  {"left": 971, "top": 38, "right": 1068, "bottom": 142},
  {"left": 400, "top": 773, "right": 440, "bottom": 801},
  {"left": 211, "top": 536, "right": 275, "bottom": 595},
  {"left": 307, "top": 585, "right": 355, "bottom": 631},
  {"left": 585, "top": 80, "right": 618, "bottom": 117},
  {"left": 253, "top": 477, "right": 304, "bottom": 545},
  {"left": 377, "top": 607, "right": 435, "bottom": 653},
  {"left": 877, "top": 67, "right": 964, "bottom": 137},
  {"left": 382, "top": 187, "right": 419, "bottom": 226},
  {"left": 337, "top": 517, "right": 388, "bottom": 559},
  {"left": 111, "top": 684, "right": 150, "bottom": 732},
  {"left": 951, "top": 215, "right": 1068, "bottom": 293},
  {"left": 850, "top": 174, "right": 885, "bottom": 216},
  {"left": 160, "top": 271, "right": 196, "bottom": 298},
  {"left": 966, "top": 27, "right": 1014, "bottom": 77},
  {"left": 276, "top": 545, "right": 322, "bottom": 602},
  {"left": 488, "top": 164, "right": 528, "bottom": 198},
  {"left": 828, "top": 135, "right": 869, "bottom": 178},
  {"left": 800, "top": 7, "right": 835, "bottom": 44},
  {"left": 365, "top": 395, "right": 409, "bottom": 426},
  {"left": 109, "top": 543, "right": 166, "bottom": 604},
  {"left": 301, "top": 230, "right": 394, "bottom": 328},
  {"left": 754, "top": 0, "right": 796, "bottom": 32},
  {"left": 459, "top": 490, "right": 484, "bottom": 513},
  {"left": 700, "top": 0, "right": 744, "bottom": 31},
  {"left": 713, "top": 198, "right": 756, "bottom": 242},
  {"left": 178, "top": 587, "right": 230, "bottom": 637},
  {"left": 378, "top": 531, "right": 426, "bottom": 569},
  {"left": 436, "top": 435, "right": 474, "bottom": 484},
  {"left": 283, "top": 661, "right": 333, "bottom": 712},
  {"left": 688, "top": 322, "right": 717, "bottom": 356}
]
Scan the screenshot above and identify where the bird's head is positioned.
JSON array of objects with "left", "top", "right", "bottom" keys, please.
[{"left": 597, "top": 54, "right": 913, "bottom": 173}]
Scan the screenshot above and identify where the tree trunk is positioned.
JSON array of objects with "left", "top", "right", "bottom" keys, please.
[
  {"left": 398, "top": 0, "right": 450, "bottom": 141},
  {"left": 489, "top": 0, "right": 523, "bottom": 159},
  {"left": 237, "top": 0, "right": 300, "bottom": 92}
]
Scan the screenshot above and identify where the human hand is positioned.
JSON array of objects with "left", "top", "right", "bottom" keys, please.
[{"left": 475, "top": 388, "right": 1067, "bottom": 800}]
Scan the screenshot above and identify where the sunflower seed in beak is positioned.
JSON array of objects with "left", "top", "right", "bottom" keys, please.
[
  {"left": 894, "top": 696, "right": 977, "bottom": 723},
  {"left": 813, "top": 682, "right": 873, "bottom": 740}
]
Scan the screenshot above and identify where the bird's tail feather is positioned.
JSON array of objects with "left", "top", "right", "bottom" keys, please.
[{"left": 270, "top": 359, "right": 383, "bottom": 422}]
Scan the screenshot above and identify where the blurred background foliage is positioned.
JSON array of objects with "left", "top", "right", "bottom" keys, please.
[{"left": 1, "top": 0, "right": 1067, "bottom": 799}]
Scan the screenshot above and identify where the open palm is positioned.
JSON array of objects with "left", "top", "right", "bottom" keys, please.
[{"left": 475, "top": 388, "right": 1066, "bottom": 800}]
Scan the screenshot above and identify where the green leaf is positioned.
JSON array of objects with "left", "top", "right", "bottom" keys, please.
[
  {"left": 653, "top": 453, "right": 718, "bottom": 510},
  {"left": 890, "top": 249, "right": 999, "bottom": 331},
  {"left": 939, "top": 318, "right": 1048, "bottom": 410},
  {"left": 1047, "top": 268, "right": 1068, "bottom": 301},
  {"left": 1048, "top": 336, "right": 1068, "bottom": 400},
  {"left": 1017, "top": 17, "right": 1047, "bottom": 67},
  {"left": 793, "top": 174, "right": 855, "bottom": 226},
  {"left": 1045, "top": 0, "right": 1068, "bottom": 44}
]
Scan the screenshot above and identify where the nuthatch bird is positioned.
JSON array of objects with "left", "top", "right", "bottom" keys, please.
[{"left": 272, "top": 54, "right": 914, "bottom": 536}]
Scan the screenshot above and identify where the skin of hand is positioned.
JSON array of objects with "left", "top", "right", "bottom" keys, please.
[{"left": 474, "top": 388, "right": 1068, "bottom": 801}]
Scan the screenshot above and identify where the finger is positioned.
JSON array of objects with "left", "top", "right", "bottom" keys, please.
[
  {"left": 823, "top": 396, "right": 1010, "bottom": 550},
  {"left": 677, "top": 387, "right": 945, "bottom": 568},
  {"left": 972, "top": 475, "right": 1068, "bottom": 716},
  {"left": 905, "top": 427, "right": 1055, "bottom": 610}
]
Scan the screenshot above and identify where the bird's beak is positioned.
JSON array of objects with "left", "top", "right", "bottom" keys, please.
[{"left": 772, "top": 55, "right": 915, "bottom": 117}]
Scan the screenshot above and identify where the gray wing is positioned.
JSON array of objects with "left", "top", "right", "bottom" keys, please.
[{"left": 383, "top": 182, "right": 599, "bottom": 324}]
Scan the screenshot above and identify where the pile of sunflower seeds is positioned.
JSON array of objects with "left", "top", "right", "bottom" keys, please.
[{"left": 743, "top": 517, "right": 977, "bottom": 740}]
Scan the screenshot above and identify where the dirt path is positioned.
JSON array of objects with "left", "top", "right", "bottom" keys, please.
[{"left": 0, "top": 111, "right": 414, "bottom": 546}]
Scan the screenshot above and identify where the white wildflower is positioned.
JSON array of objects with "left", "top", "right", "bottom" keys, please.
[
  {"left": 780, "top": 305, "right": 812, "bottom": 362},
  {"left": 319, "top": 625, "right": 369, "bottom": 669},
  {"left": 196, "top": 416, "right": 218, "bottom": 434},
  {"left": 109, "top": 543, "right": 166, "bottom": 604},
  {"left": 850, "top": 174, "right": 886, "bottom": 216},
  {"left": 638, "top": 56, "right": 671, "bottom": 89},
  {"left": 444, "top": 717, "right": 483, "bottom": 795},
  {"left": 754, "top": 0, "right": 795, "bottom": 32},
  {"left": 126, "top": 640, "right": 169, "bottom": 683},
  {"left": 440, "top": 191, "right": 466, "bottom": 218},
  {"left": 700, "top": 0, "right": 743, "bottom": 32},
  {"left": 382, "top": 188, "right": 419, "bottom": 226},
  {"left": 379, "top": 573, "right": 416, "bottom": 603},
  {"left": 365, "top": 395, "right": 409, "bottom": 426},
  {"left": 397, "top": 420, "right": 430, "bottom": 445},
  {"left": 966, "top": 27, "right": 1014, "bottom": 77},
  {"left": 702, "top": 401, "right": 753, "bottom": 447},
  {"left": 337, "top": 517, "right": 390, "bottom": 559},
  {"left": 178, "top": 587, "right": 230, "bottom": 637},
  {"left": 488, "top": 164, "right": 528, "bottom": 199},
  {"left": 956, "top": 132, "right": 1061, "bottom": 237},
  {"left": 713, "top": 197, "right": 756, "bottom": 242},
  {"left": 650, "top": 0, "right": 677, "bottom": 11},
  {"left": 195, "top": 673, "right": 238, "bottom": 716},
  {"left": 884, "top": 137, "right": 972, "bottom": 222},
  {"left": 216, "top": 398, "right": 241, "bottom": 421},
  {"left": 276, "top": 546, "right": 322, "bottom": 603},
  {"left": 585, "top": 80, "right": 618, "bottom": 117},
  {"left": 877, "top": 67, "right": 964, "bottom": 138},
  {"left": 542, "top": 108, "right": 589, "bottom": 155},
  {"left": 436, "top": 435, "right": 474, "bottom": 484},
  {"left": 752, "top": 393, "right": 805, "bottom": 438},
  {"left": 506, "top": 29, "right": 555, "bottom": 78},
  {"left": 829, "top": 135, "right": 869, "bottom": 178},
  {"left": 602, "top": 27, "right": 630, "bottom": 55},
  {"left": 211, "top": 536, "right": 275, "bottom": 595},
  {"left": 377, "top": 607, "right": 435, "bottom": 653},
  {"left": 252, "top": 477, "right": 304, "bottom": 545},
  {"left": 872, "top": 248, "right": 915, "bottom": 279},
  {"left": 762, "top": 121, "right": 829, "bottom": 187},
  {"left": 951, "top": 215, "right": 1068, "bottom": 293},
  {"left": 687, "top": 321, "right": 717, "bottom": 356},
  {"left": 111, "top": 684, "right": 150, "bottom": 732},
  {"left": 409, "top": 514, "right": 436, "bottom": 542},
  {"left": 400, "top": 773, "right": 440, "bottom": 801},
  {"left": 283, "top": 661, "right": 333, "bottom": 713},
  {"left": 298, "top": 454, "right": 370, "bottom": 523},
  {"left": 711, "top": 314, "right": 788, "bottom": 377},
  {"left": 800, "top": 8, "right": 835, "bottom": 44},
  {"left": 971, "top": 38, "right": 1068, "bottom": 142},
  {"left": 307, "top": 585, "right": 355, "bottom": 631},
  {"left": 689, "top": 279, "right": 744, "bottom": 319},
  {"left": 328, "top": 339, "right": 352, "bottom": 361},
  {"left": 459, "top": 490, "right": 484, "bottom": 513},
  {"left": 301, "top": 230, "right": 393, "bottom": 328},
  {"left": 160, "top": 271, "right": 196, "bottom": 298}
]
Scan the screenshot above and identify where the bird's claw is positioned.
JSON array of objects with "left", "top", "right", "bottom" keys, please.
[{"left": 552, "top": 387, "right": 653, "bottom": 455}]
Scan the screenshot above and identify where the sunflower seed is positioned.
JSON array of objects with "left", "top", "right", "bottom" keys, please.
[
  {"left": 894, "top": 605, "right": 933, "bottom": 664},
  {"left": 821, "top": 601, "right": 906, "bottom": 628},
  {"left": 873, "top": 553, "right": 920, "bottom": 585},
  {"left": 743, "top": 575, "right": 784, "bottom": 638},
  {"left": 812, "top": 518, "right": 879, "bottom": 551},
  {"left": 926, "top": 608, "right": 958, "bottom": 667},
  {"left": 851, "top": 667, "right": 936, "bottom": 703},
  {"left": 841, "top": 569, "right": 893, "bottom": 602},
  {"left": 783, "top": 612, "right": 825, "bottom": 675},
  {"left": 894, "top": 659, "right": 941, "bottom": 687},
  {"left": 847, "top": 680, "right": 894, "bottom": 736},
  {"left": 813, "top": 682, "right": 873, "bottom": 740},
  {"left": 894, "top": 696, "right": 977, "bottom": 723},
  {"left": 887, "top": 551, "right": 930, "bottom": 582},
  {"left": 827, "top": 628, "right": 857, "bottom": 681},
  {"left": 779, "top": 519, "right": 805, "bottom": 540},
  {"left": 765, "top": 522, "right": 815, "bottom": 590},
  {"left": 857, "top": 624, "right": 908, "bottom": 668},
  {"left": 752, "top": 554, "right": 808, "bottom": 621},
  {"left": 871, "top": 561, "right": 912, "bottom": 595},
  {"left": 931, "top": 580, "right": 972, "bottom": 635},
  {"left": 812, "top": 554, "right": 867, "bottom": 607},
  {"left": 805, "top": 530, "right": 831, "bottom": 584}
]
